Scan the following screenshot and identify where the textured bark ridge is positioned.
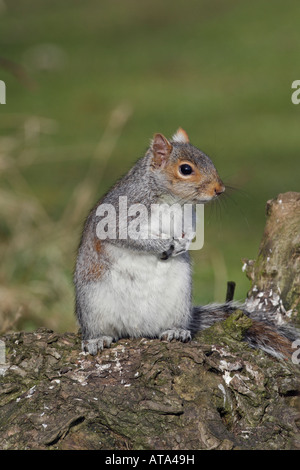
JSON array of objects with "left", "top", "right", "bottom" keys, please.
[{"left": 0, "top": 192, "right": 299, "bottom": 450}]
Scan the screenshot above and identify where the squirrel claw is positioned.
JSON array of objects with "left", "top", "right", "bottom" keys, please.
[
  {"left": 82, "top": 336, "right": 113, "bottom": 355},
  {"left": 159, "top": 328, "right": 191, "bottom": 343}
]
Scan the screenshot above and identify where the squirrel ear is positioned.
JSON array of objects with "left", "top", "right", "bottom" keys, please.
[
  {"left": 151, "top": 133, "right": 173, "bottom": 168},
  {"left": 172, "top": 127, "right": 190, "bottom": 143}
]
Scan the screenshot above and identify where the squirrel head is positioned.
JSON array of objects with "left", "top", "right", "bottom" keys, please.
[{"left": 149, "top": 129, "right": 225, "bottom": 203}]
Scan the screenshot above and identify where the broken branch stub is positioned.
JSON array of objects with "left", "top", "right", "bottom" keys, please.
[{"left": 243, "top": 192, "right": 300, "bottom": 325}]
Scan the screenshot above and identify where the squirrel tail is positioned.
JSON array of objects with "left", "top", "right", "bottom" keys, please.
[{"left": 190, "top": 302, "right": 299, "bottom": 360}]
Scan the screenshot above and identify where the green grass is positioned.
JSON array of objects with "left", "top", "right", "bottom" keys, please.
[{"left": 0, "top": 0, "right": 300, "bottom": 332}]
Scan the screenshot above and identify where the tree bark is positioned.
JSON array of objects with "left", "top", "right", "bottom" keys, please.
[
  {"left": 243, "top": 192, "right": 300, "bottom": 326},
  {"left": 0, "top": 193, "right": 299, "bottom": 450}
]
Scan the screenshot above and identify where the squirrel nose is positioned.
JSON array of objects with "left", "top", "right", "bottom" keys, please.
[{"left": 214, "top": 182, "right": 225, "bottom": 196}]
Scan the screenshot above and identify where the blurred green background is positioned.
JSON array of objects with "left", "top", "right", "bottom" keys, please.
[{"left": 0, "top": 0, "right": 299, "bottom": 333}]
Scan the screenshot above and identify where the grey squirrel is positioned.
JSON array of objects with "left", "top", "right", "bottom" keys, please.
[{"left": 74, "top": 128, "right": 298, "bottom": 359}]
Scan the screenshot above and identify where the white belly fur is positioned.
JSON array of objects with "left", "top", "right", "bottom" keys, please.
[{"left": 82, "top": 244, "right": 192, "bottom": 340}]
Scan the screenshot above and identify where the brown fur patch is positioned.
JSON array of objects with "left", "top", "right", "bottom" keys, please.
[
  {"left": 86, "top": 262, "right": 103, "bottom": 281},
  {"left": 94, "top": 238, "right": 102, "bottom": 253},
  {"left": 84, "top": 238, "right": 105, "bottom": 281},
  {"left": 151, "top": 134, "right": 173, "bottom": 168},
  {"left": 166, "top": 160, "right": 203, "bottom": 184},
  {"left": 205, "top": 181, "right": 225, "bottom": 198}
]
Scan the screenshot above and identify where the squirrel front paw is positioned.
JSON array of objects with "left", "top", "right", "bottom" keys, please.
[
  {"left": 172, "top": 237, "right": 191, "bottom": 256},
  {"left": 161, "top": 236, "right": 192, "bottom": 260},
  {"left": 159, "top": 328, "right": 191, "bottom": 343},
  {"left": 82, "top": 336, "right": 113, "bottom": 355}
]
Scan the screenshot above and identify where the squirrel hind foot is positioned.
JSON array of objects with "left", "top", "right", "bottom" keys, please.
[
  {"left": 159, "top": 328, "right": 191, "bottom": 343},
  {"left": 82, "top": 336, "right": 113, "bottom": 355}
]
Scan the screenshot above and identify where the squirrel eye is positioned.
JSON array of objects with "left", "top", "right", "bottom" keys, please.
[{"left": 179, "top": 163, "right": 193, "bottom": 176}]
